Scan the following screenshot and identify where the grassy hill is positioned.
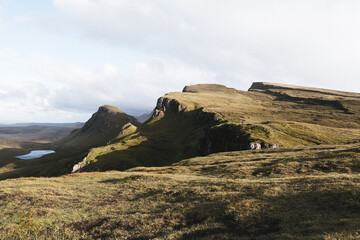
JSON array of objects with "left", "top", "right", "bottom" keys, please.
[
  {"left": 55, "top": 105, "right": 139, "bottom": 149},
  {"left": 74, "top": 82, "right": 360, "bottom": 172},
  {"left": 0, "top": 143, "right": 359, "bottom": 239},
  {"left": 0, "top": 105, "right": 139, "bottom": 179}
]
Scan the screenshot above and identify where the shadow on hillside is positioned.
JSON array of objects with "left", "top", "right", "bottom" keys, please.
[
  {"left": 0, "top": 141, "right": 47, "bottom": 168},
  {"left": 81, "top": 108, "right": 220, "bottom": 172},
  {"left": 0, "top": 108, "right": 213, "bottom": 179},
  {"left": 265, "top": 89, "right": 352, "bottom": 114},
  {"left": 172, "top": 184, "right": 360, "bottom": 239},
  {"left": 250, "top": 146, "right": 360, "bottom": 177},
  {"left": 0, "top": 143, "right": 88, "bottom": 180},
  {"left": 96, "top": 177, "right": 360, "bottom": 239},
  {"left": 179, "top": 188, "right": 360, "bottom": 239},
  {"left": 82, "top": 106, "right": 271, "bottom": 172}
]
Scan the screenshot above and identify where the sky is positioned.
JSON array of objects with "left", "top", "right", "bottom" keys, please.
[{"left": 1, "top": 0, "right": 360, "bottom": 123}]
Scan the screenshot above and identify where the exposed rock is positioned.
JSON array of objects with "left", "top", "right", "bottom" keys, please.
[
  {"left": 152, "top": 109, "right": 164, "bottom": 118},
  {"left": 157, "top": 97, "right": 187, "bottom": 112},
  {"left": 71, "top": 155, "right": 91, "bottom": 173},
  {"left": 71, "top": 164, "right": 82, "bottom": 173},
  {"left": 198, "top": 124, "right": 281, "bottom": 155},
  {"left": 198, "top": 124, "right": 252, "bottom": 155},
  {"left": 262, "top": 143, "right": 281, "bottom": 149},
  {"left": 152, "top": 97, "right": 187, "bottom": 118},
  {"left": 72, "top": 156, "right": 88, "bottom": 173},
  {"left": 249, "top": 142, "right": 262, "bottom": 150},
  {"left": 195, "top": 108, "right": 221, "bottom": 122}
]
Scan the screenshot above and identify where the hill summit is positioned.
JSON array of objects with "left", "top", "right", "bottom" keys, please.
[
  {"left": 56, "top": 105, "right": 139, "bottom": 149},
  {"left": 182, "top": 84, "right": 237, "bottom": 93}
]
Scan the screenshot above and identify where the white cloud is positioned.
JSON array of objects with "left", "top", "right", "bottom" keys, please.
[
  {"left": 0, "top": 48, "right": 218, "bottom": 122},
  {"left": 51, "top": 0, "right": 360, "bottom": 93},
  {"left": 34, "top": 54, "right": 218, "bottom": 114},
  {"left": 2, "top": 1, "right": 360, "bottom": 122}
]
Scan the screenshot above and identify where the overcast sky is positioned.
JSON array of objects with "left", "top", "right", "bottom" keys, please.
[{"left": 0, "top": 0, "right": 360, "bottom": 123}]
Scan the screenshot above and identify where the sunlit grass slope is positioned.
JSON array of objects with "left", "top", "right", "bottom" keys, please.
[
  {"left": 0, "top": 105, "right": 139, "bottom": 179},
  {"left": 55, "top": 105, "right": 140, "bottom": 149},
  {"left": 77, "top": 83, "right": 360, "bottom": 172},
  {"left": 1, "top": 144, "right": 360, "bottom": 239}
]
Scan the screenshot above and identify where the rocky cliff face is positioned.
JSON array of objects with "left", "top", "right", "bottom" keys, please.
[
  {"left": 197, "top": 124, "right": 280, "bottom": 155},
  {"left": 152, "top": 97, "right": 187, "bottom": 117}
]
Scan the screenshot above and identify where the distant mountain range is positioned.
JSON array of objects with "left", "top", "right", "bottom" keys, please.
[
  {"left": 0, "top": 122, "right": 84, "bottom": 128},
  {"left": 135, "top": 112, "right": 152, "bottom": 123}
]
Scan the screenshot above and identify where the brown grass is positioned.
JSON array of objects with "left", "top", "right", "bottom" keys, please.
[{"left": 0, "top": 143, "right": 360, "bottom": 239}]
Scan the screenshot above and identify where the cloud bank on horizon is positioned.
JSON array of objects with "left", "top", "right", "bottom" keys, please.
[{"left": 0, "top": 0, "right": 360, "bottom": 122}]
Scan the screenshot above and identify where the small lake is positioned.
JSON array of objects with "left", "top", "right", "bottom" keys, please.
[{"left": 15, "top": 150, "right": 55, "bottom": 160}]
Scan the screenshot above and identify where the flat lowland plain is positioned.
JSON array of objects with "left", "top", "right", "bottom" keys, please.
[
  {"left": 1, "top": 144, "right": 360, "bottom": 239},
  {"left": 0, "top": 125, "right": 80, "bottom": 143}
]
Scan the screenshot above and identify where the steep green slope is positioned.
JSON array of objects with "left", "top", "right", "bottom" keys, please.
[
  {"left": 0, "top": 105, "right": 139, "bottom": 179},
  {"left": 55, "top": 105, "right": 140, "bottom": 149},
  {"left": 75, "top": 83, "right": 360, "bottom": 172},
  {"left": 74, "top": 107, "right": 215, "bottom": 172},
  {"left": 1, "top": 144, "right": 360, "bottom": 239}
]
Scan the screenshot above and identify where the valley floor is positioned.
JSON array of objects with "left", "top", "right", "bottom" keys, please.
[{"left": 1, "top": 144, "right": 360, "bottom": 239}]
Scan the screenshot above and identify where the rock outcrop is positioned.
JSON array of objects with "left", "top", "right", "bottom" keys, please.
[
  {"left": 198, "top": 123, "right": 281, "bottom": 155},
  {"left": 152, "top": 97, "right": 187, "bottom": 118}
]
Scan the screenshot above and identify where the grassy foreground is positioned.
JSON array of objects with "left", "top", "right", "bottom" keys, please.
[{"left": 1, "top": 144, "right": 360, "bottom": 239}]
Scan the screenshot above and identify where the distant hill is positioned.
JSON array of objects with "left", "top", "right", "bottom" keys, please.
[
  {"left": 0, "top": 105, "right": 139, "bottom": 179},
  {"left": 72, "top": 82, "right": 360, "bottom": 172},
  {"left": 0, "top": 125, "right": 82, "bottom": 143},
  {"left": 0, "top": 122, "right": 84, "bottom": 127},
  {"left": 55, "top": 105, "right": 140, "bottom": 149},
  {"left": 135, "top": 112, "right": 152, "bottom": 123}
]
